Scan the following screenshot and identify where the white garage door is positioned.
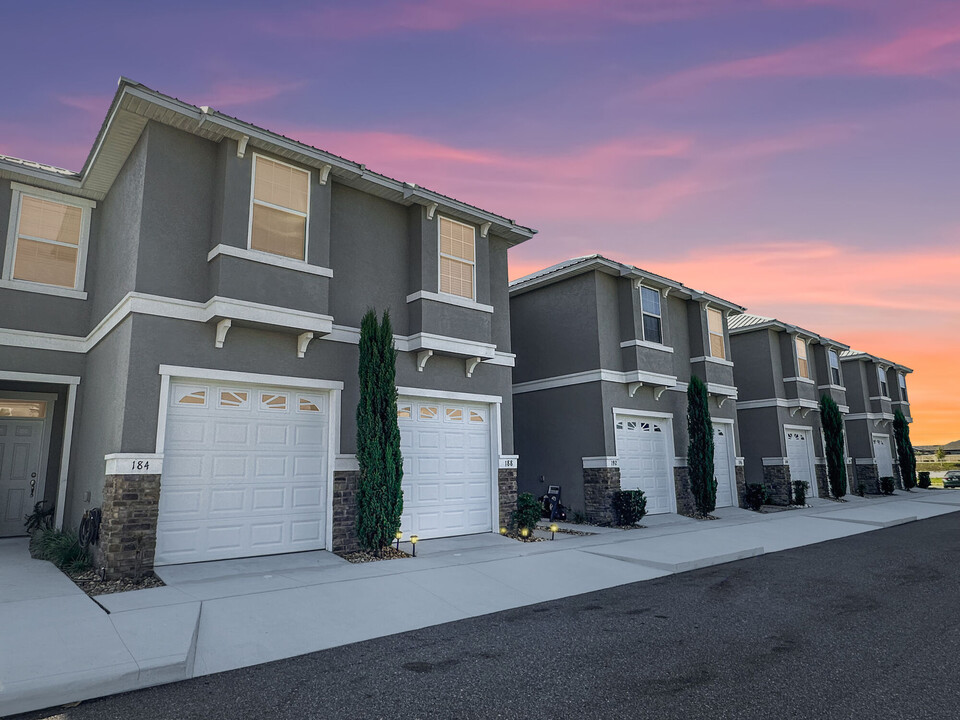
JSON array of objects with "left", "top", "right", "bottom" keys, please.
[
  {"left": 874, "top": 435, "right": 894, "bottom": 478},
  {"left": 156, "top": 380, "right": 331, "bottom": 565},
  {"left": 615, "top": 414, "right": 673, "bottom": 514},
  {"left": 397, "top": 397, "right": 492, "bottom": 539},
  {"left": 786, "top": 428, "right": 816, "bottom": 498},
  {"left": 713, "top": 425, "right": 735, "bottom": 508}
]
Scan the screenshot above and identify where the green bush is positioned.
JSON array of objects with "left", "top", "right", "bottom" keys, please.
[
  {"left": 687, "top": 375, "right": 716, "bottom": 516},
  {"left": 791, "top": 480, "right": 809, "bottom": 506},
  {"left": 29, "top": 527, "right": 90, "bottom": 573},
  {"left": 918, "top": 471, "right": 931, "bottom": 489},
  {"left": 893, "top": 410, "right": 916, "bottom": 490},
  {"left": 612, "top": 490, "right": 647, "bottom": 525},
  {"left": 743, "top": 483, "right": 769, "bottom": 511},
  {"left": 513, "top": 492, "right": 541, "bottom": 534},
  {"left": 879, "top": 476, "right": 895, "bottom": 495},
  {"left": 820, "top": 395, "right": 847, "bottom": 498},
  {"left": 856, "top": 482, "right": 866, "bottom": 497}
]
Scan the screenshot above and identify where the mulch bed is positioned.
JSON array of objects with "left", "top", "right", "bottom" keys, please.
[
  {"left": 502, "top": 531, "right": 545, "bottom": 542},
  {"left": 536, "top": 525, "right": 596, "bottom": 536},
  {"left": 68, "top": 569, "right": 165, "bottom": 597},
  {"left": 340, "top": 546, "right": 412, "bottom": 563}
]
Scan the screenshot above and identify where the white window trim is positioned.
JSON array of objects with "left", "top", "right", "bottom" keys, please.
[
  {"left": 405, "top": 290, "right": 493, "bottom": 313},
  {"left": 706, "top": 307, "right": 726, "bottom": 360},
  {"left": 208, "top": 244, "right": 332, "bottom": 277},
  {"left": 828, "top": 349, "right": 842, "bottom": 386},
  {"left": 437, "top": 215, "right": 477, "bottom": 302},
  {"left": 877, "top": 365, "right": 889, "bottom": 398},
  {"left": 638, "top": 283, "right": 664, "bottom": 346},
  {"left": 898, "top": 372, "right": 907, "bottom": 400},
  {"left": 621, "top": 338, "right": 674, "bottom": 353},
  {"left": 795, "top": 337, "right": 811, "bottom": 380},
  {"left": 247, "top": 153, "right": 311, "bottom": 262},
  {"left": 3, "top": 182, "right": 96, "bottom": 298}
]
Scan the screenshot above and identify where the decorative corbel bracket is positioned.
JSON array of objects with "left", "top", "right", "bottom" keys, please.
[
  {"left": 654, "top": 386, "right": 669, "bottom": 401},
  {"left": 465, "top": 356, "right": 482, "bottom": 378},
  {"left": 417, "top": 349, "right": 434, "bottom": 372},
  {"left": 718, "top": 395, "right": 731, "bottom": 409},
  {"left": 236, "top": 135, "right": 249, "bottom": 159},
  {"left": 627, "top": 381, "right": 643, "bottom": 398},
  {"left": 425, "top": 202, "right": 438, "bottom": 220},
  {"left": 479, "top": 222, "right": 491, "bottom": 238},
  {"left": 215, "top": 319, "right": 232, "bottom": 349},
  {"left": 801, "top": 407, "right": 815, "bottom": 419},
  {"left": 318, "top": 164, "right": 332, "bottom": 185},
  {"left": 297, "top": 332, "right": 314, "bottom": 359},
  {"left": 790, "top": 405, "right": 802, "bottom": 417},
  {"left": 662, "top": 287, "right": 673, "bottom": 298}
]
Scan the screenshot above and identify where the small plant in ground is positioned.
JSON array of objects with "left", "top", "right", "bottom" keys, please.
[
  {"left": 513, "top": 492, "right": 541, "bottom": 535},
  {"left": 879, "top": 476, "right": 896, "bottom": 495},
  {"left": 856, "top": 482, "right": 866, "bottom": 497},
  {"left": 743, "top": 483, "right": 769, "bottom": 511},
  {"left": 612, "top": 490, "right": 647, "bottom": 525},
  {"left": 918, "top": 471, "right": 931, "bottom": 489},
  {"left": 29, "top": 527, "right": 91, "bottom": 573},
  {"left": 791, "top": 480, "right": 809, "bottom": 506},
  {"left": 23, "top": 501, "right": 55, "bottom": 533}
]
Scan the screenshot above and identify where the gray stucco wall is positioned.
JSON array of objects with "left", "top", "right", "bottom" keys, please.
[{"left": 730, "top": 329, "right": 778, "bottom": 401}]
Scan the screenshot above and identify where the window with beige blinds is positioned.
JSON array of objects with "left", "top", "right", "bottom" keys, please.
[
  {"left": 707, "top": 307, "right": 725, "bottom": 359},
  {"left": 439, "top": 216, "right": 475, "bottom": 299},
  {"left": 12, "top": 195, "right": 83, "bottom": 288},
  {"left": 796, "top": 337, "right": 810, "bottom": 379},
  {"left": 250, "top": 155, "right": 310, "bottom": 260}
]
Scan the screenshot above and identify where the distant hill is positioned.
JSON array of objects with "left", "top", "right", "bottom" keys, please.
[{"left": 915, "top": 439, "right": 960, "bottom": 453}]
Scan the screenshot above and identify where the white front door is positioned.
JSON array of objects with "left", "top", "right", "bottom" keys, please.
[
  {"left": 615, "top": 414, "right": 673, "bottom": 514},
  {"left": 157, "top": 380, "right": 331, "bottom": 565},
  {"left": 397, "top": 397, "right": 493, "bottom": 539},
  {"left": 0, "top": 419, "right": 45, "bottom": 537},
  {"left": 874, "top": 435, "right": 894, "bottom": 479},
  {"left": 785, "top": 427, "right": 817, "bottom": 498},
  {"left": 713, "top": 425, "right": 735, "bottom": 508}
]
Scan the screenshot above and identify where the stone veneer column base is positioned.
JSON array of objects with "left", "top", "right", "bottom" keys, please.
[
  {"left": 852, "top": 463, "right": 880, "bottom": 495},
  {"left": 673, "top": 466, "right": 696, "bottom": 517},
  {"left": 762, "top": 464, "right": 792, "bottom": 506},
  {"left": 498, "top": 468, "right": 517, "bottom": 531},
  {"left": 815, "top": 464, "right": 829, "bottom": 498},
  {"left": 332, "top": 470, "right": 361, "bottom": 554},
  {"left": 96, "top": 473, "right": 161, "bottom": 579},
  {"left": 892, "top": 463, "right": 902, "bottom": 490},
  {"left": 735, "top": 466, "right": 747, "bottom": 508},
  {"left": 583, "top": 467, "right": 620, "bottom": 525}
]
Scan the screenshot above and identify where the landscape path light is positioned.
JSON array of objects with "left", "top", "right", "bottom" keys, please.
[
  {"left": 549, "top": 523, "right": 558, "bottom": 540},
  {"left": 410, "top": 534, "right": 419, "bottom": 557},
  {"left": 395, "top": 530, "right": 403, "bottom": 551}
]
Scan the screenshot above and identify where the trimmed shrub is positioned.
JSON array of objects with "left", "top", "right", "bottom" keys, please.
[
  {"left": 918, "top": 471, "right": 931, "bottom": 489},
  {"left": 513, "top": 492, "right": 541, "bottom": 534},
  {"left": 29, "top": 527, "right": 90, "bottom": 573},
  {"left": 893, "top": 410, "right": 917, "bottom": 490},
  {"left": 744, "top": 483, "right": 769, "bottom": 511},
  {"left": 856, "top": 482, "right": 866, "bottom": 497},
  {"left": 612, "top": 490, "right": 647, "bottom": 526},
  {"left": 355, "top": 309, "right": 404, "bottom": 553},
  {"left": 687, "top": 375, "right": 716, "bottom": 516},
  {"left": 820, "top": 394, "right": 847, "bottom": 498},
  {"left": 879, "top": 476, "right": 896, "bottom": 495},
  {"left": 792, "top": 480, "right": 809, "bottom": 506}
]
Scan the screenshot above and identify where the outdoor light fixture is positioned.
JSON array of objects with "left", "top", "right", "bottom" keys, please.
[
  {"left": 500, "top": 526, "right": 507, "bottom": 535},
  {"left": 410, "top": 534, "right": 419, "bottom": 556},
  {"left": 520, "top": 527, "right": 529, "bottom": 539},
  {"left": 550, "top": 523, "right": 559, "bottom": 540},
  {"left": 395, "top": 531, "right": 403, "bottom": 551}
]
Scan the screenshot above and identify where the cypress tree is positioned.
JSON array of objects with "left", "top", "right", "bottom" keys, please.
[
  {"left": 355, "top": 309, "right": 404, "bottom": 553},
  {"left": 687, "top": 375, "right": 716, "bottom": 516},
  {"left": 820, "top": 394, "right": 847, "bottom": 498},
  {"left": 893, "top": 409, "right": 916, "bottom": 490}
]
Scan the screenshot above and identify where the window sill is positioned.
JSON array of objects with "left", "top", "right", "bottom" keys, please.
[
  {"left": 690, "top": 355, "right": 734, "bottom": 367},
  {"left": 817, "top": 384, "right": 846, "bottom": 391},
  {"left": 207, "top": 244, "right": 333, "bottom": 278},
  {"left": 783, "top": 376, "right": 815, "bottom": 385},
  {"left": 406, "top": 290, "right": 494, "bottom": 314},
  {"left": 0, "top": 278, "right": 87, "bottom": 300},
  {"left": 620, "top": 339, "right": 674, "bottom": 353}
]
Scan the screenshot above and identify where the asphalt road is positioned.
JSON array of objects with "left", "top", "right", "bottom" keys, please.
[{"left": 15, "top": 513, "right": 960, "bottom": 720}]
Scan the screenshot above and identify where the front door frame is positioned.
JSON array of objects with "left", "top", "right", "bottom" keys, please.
[{"left": 0, "top": 391, "right": 58, "bottom": 533}]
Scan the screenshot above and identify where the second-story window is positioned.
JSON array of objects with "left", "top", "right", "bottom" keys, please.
[
  {"left": 829, "top": 349, "right": 842, "bottom": 385},
  {"left": 796, "top": 337, "right": 809, "bottom": 379},
  {"left": 250, "top": 155, "right": 310, "bottom": 260},
  {"left": 439, "top": 216, "right": 475, "bottom": 300},
  {"left": 707, "top": 307, "right": 725, "bottom": 359},
  {"left": 898, "top": 372, "right": 907, "bottom": 400},
  {"left": 3, "top": 186, "right": 93, "bottom": 293},
  {"left": 639, "top": 285, "right": 662, "bottom": 344},
  {"left": 877, "top": 365, "right": 889, "bottom": 397}
]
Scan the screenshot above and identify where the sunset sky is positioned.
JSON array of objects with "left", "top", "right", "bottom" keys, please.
[{"left": 2, "top": 1, "right": 957, "bottom": 444}]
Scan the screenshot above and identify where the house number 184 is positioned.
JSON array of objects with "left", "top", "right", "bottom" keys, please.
[{"left": 131, "top": 460, "right": 150, "bottom": 471}]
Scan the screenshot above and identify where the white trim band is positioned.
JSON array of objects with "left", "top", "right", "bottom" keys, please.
[
  {"left": 406, "top": 290, "right": 494, "bottom": 314},
  {"left": 583, "top": 456, "right": 619, "bottom": 469},
  {"left": 105, "top": 453, "right": 164, "bottom": 476},
  {"left": 207, "top": 244, "right": 333, "bottom": 278}
]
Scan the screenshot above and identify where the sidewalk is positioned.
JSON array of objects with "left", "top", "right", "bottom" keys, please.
[{"left": 3, "top": 489, "right": 959, "bottom": 716}]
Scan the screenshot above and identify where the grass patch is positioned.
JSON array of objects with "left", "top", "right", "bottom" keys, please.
[{"left": 29, "top": 527, "right": 90, "bottom": 573}]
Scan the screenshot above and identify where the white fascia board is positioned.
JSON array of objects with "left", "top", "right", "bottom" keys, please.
[
  {"left": 0, "top": 370, "right": 81, "bottom": 385},
  {"left": 690, "top": 356, "right": 734, "bottom": 367},
  {"left": 159, "top": 364, "right": 344, "bottom": 391},
  {"left": 484, "top": 352, "right": 516, "bottom": 367},
  {"left": 397, "top": 386, "right": 502, "bottom": 405},
  {"left": 512, "top": 368, "right": 677, "bottom": 395},
  {"left": 620, "top": 339, "right": 674, "bottom": 353},
  {"left": 612, "top": 407, "right": 674, "bottom": 420},
  {"left": 208, "top": 244, "right": 333, "bottom": 278},
  {"left": 706, "top": 382, "right": 738, "bottom": 398},
  {"left": 406, "top": 290, "right": 494, "bottom": 314},
  {"left": 407, "top": 332, "right": 496, "bottom": 359}
]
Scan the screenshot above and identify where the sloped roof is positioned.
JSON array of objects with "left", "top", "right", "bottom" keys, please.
[
  {"left": 0, "top": 78, "right": 537, "bottom": 244},
  {"left": 727, "top": 313, "right": 848, "bottom": 348},
  {"left": 509, "top": 254, "right": 745, "bottom": 312},
  {"left": 841, "top": 349, "right": 912, "bottom": 373}
]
